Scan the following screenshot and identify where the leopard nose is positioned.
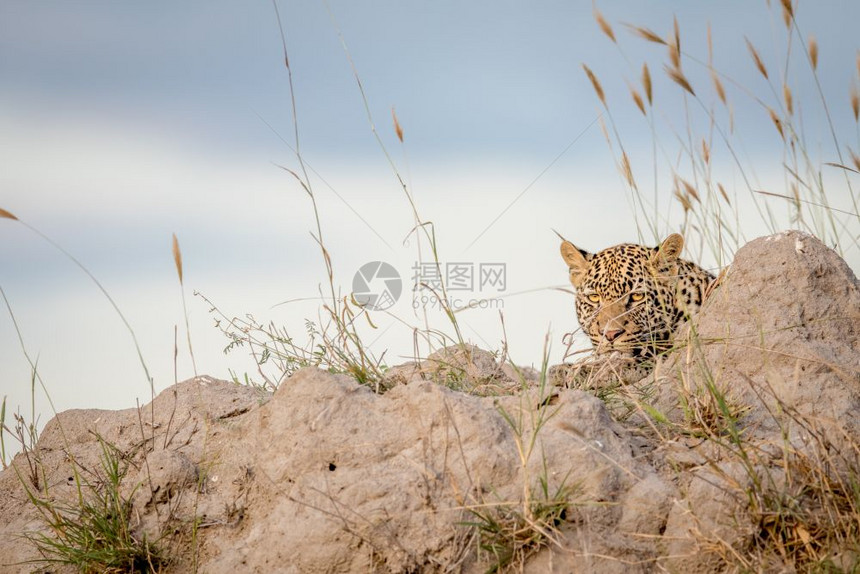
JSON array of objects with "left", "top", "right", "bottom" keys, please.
[{"left": 604, "top": 329, "right": 624, "bottom": 342}]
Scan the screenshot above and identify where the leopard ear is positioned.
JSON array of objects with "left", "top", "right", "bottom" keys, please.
[
  {"left": 560, "top": 240, "right": 591, "bottom": 288},
  {"left": 654, "top": 233, "right": 684, "bottom": 264}
]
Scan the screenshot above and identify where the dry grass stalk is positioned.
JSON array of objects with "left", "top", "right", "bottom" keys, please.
[
  {"left": 674, "top": 187, "right": 692, "bottom": 212},
  {"left": 791, "top": 182, "right": 801, "bottom": 211},
  {"left": 669, "top": 16, "right": 681, "bottom": 69},
  {"left": 707, "top": 23, "right": 714, "bottom": 65},
  {"left": 630, "top": 86, "right": 646, "bottom": 115},
  {"left": 0, "top": 207, "right": 18, "bottom": 220},
  {"left": 582, "top": 64, "right": 606, "bottom": 107},
  {"left": 768, "top": 107, "right": 785, "bottom": 140},
  {"left": 784, "top": 83, "right": 794, "bottom": 115},
  {"left": 718, "top": 183, "right": 731, "bottom": 204},
  {"left": 680, "top": 177, "right": 700, "bottom": 202},
  {"left": 706, "top": 24, "right": 728, "bottom": 107},
  {"left": 668, "top": 42, "right": 680, "bottom": 71},
  {"left": 665, "top": 65, "right": 695, "bottom": 96},
  {"left": 642, "top": 63, "right": 652, "bottom": 104},
  {"left": 391, "top": 107, "right": 404, "bottom": 142},
  {"left": 620, "top": 151, "right": 636, "bottom": 189},
  {"left": 626, "top": 24, "right": 666, "bottom": 46},
  {"left": 781, "top": 0, "right": 793, "bottom": 27},
  {"left": 172, "top": 233, "right": 183, "bottom": 284},
  {"left": 809, "top": 35, "right": 818, "bottom": 71},
  {"left": 711, "top": 70, "right": 727, "bottom": 105},
  {"left": 850, "top": 148, "right": 860, "bottom": 172},
  {"left": 701, "top": 139, "right": 710, "bottom": 165},
  {"left": 673, "top": 16, "right": 680, "bottom": 51},
  {"left": 745, "top": 38, "right": 769, "bottom": 79},
  {"left": 851, "top": 85, "right": 859, "bottom": 122},
  {"left": 598, "top": 116, "right": 610, "bottom": 143},
  {"left": 593, "top": 6, "right": 616, "bottom": 43}
]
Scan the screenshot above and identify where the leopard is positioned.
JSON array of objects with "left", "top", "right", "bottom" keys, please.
[{"left": 559, "top": 233, "right": 715, "bottom": 362}]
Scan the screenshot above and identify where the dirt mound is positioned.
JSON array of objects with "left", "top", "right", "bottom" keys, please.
[
  {"left": 1, "top": 231, "right": 858, "bottom": 573},
  {"left": 650, "top": 231, "right": 860, "bottom": 571},
  {"left": 654, "top": 230, "right": 860, "bottom": 438}
]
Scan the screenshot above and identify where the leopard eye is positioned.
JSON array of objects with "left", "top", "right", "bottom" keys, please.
[
  {"left": 630, "top": 292, "right": 645, "bottom": 302},
  {"left": 586, "top": 293, "right": 601, "bottom": 303}
]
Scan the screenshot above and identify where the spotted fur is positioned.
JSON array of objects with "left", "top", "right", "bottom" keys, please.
[{"left": 560, "top": 234, "right": 714, "bottom": 360}]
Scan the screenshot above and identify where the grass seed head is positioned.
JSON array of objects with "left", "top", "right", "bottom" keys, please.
[
  {"left": 626, "top": 24, "right": 667, "bottom": 46},
  {"left": 669, "top": 15, "right": 681, "bottom": 69},
  {"left": 620, "top": 151, "right": 636, "bottom": 189},
  {"left": 665, "top": 65, "right": 695, "bottom": 96},
  {"left": 172, "top": 233, "right": 183, "bottom": 284},
  {"left": 809, "top": 35, "right": 818, "bottom": 70},
  {"left": 718, "top": 183, "right": 731, "bottom": 204},
  {"left": 768, "top": 107, "right": 785, "bottom": 140},
  {"left": 593, "top": 5, "right": 616, "bottom": 43},
  {"left": 598, "top": 116, "right": 610, "bottom": 143},
  {"left": 707, "top": 23, "right": 714, "bottom": 65},
  {"left": 784, "top": 83, "right": 794, "bottom": 115},
  {"left": 642, "top": 63, "right": 653, "bottom": 104},
  {"left": 850, "top": 147, "right": 860, "bottom": 172},
  {"left": 711, "top": 70, "right": 727, "bottom": 105},
  {"left": 851, "top": 85, "right": 859, "bottom": 122},
  {"left": 392, "top": 107, "right": 404, "bottom": 142},
  {"left": 674, "top": 188, "right": 692, "bottom": 212},
  {"left": 746, "top": 38, "right": 769, "bottom": 79},
  {"left": 680, "top": 177, "right": 700, "bottom": 202},
  {"left": 781, "top": 0, "right": 794, "bottom": 26},
  {"left": 0, "top": 207, "right": 18, "bottom": 221},
  {"left": 630, "top": 87, "right": 646, "bottom": 115},
  {"left": 669, "top": 42, "right": 681, "bottom": 71},
  {"left": 582, "top": 64, "right": 606, "bottom": 107}
]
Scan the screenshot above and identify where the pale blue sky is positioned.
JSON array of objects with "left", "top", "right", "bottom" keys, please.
[{"left": 1, "top": 1, "right": 858, "bottom": 440}]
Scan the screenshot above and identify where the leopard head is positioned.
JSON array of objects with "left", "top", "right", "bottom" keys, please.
[{"left": 559, "top": 234, "right": 686, "bottom": 358}]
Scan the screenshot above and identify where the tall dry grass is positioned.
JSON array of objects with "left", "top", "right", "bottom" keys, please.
[{"left": 584, "top": 2, "right": 858, "bottom": 270}]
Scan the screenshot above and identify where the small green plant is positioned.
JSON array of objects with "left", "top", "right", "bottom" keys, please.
[
  {"left": 203, "top": 295, "right": 387, "bottom": 391},
  {"left": 0, "top": 346, "right": 45, "bottom": 487},
  {"left": 676, "top": 377, "right": 748, "bottom": 439},
  {"left": 462, "top": 337, "right": 576, "bottom": 572},
  {"left": 466, "top": 477, "right": 572, "bottom": 573},
  {"left": 22, "top": 437, "right": 166, "bottom": 573},
  {"left": 673, "top": 330, "right": 750, "bottom": 440},
  {"left": 5, "top": 411, "right": 42, "bottom": 490},
  {"left": 1, "top": 285, "right": 47, "bottom": 477},
  {"left": 0, "top": 224, "right": 173, "bottom": 570}
]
